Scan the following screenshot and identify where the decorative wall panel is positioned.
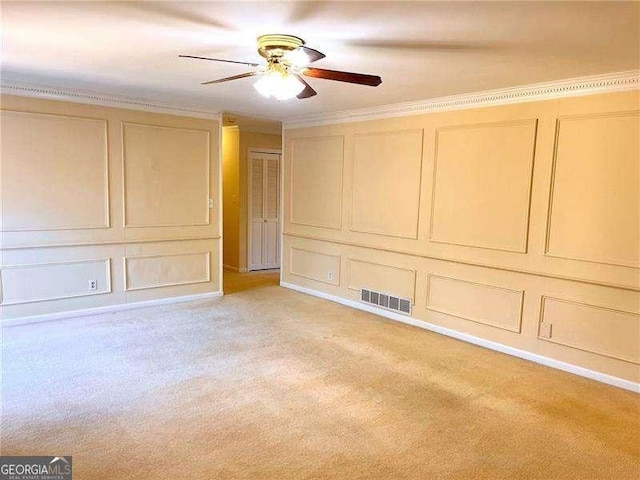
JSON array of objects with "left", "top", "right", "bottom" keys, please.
[
  {"left": 540, "top": 296, "right": 639, "bottom": 364},
  {"left": 546, "top": 112, "right": 640, "bottom": 267},
  {"left": 351, "top": 130, "right": 423, "bottom": 239},
  {"left": 430, "top": 120, "right": 537, "bottom": 252},
  {"left": 348, "top": 259, "right": 416, "bottom": 301},
  {"left": 123, "top": 123, "right": 210, "bottom": 227},
  {"left": 290, "top": 136, "right": 344, "bottom": 229},
  {"left": 1, "top": 111, "right": 109, "bottom": 231},
  {"left": 290, "top": 247, "right": 340, "bottom": 285},
  {"left": 124, "top": 251, "right": 210, "bottom": 291},
  {"left": 1, "top": 259, "right": 111, "bottom": 305},
  {"left": 426, "top": 274, "right": 523, "bottom": 332}
]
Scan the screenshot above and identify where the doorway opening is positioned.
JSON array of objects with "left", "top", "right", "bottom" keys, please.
[{"left": 221, "top": 114, "right": 282, "bottom": 294}]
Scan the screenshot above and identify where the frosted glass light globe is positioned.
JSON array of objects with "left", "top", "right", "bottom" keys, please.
[{"left": 254, "top": 70, "right": 304, "bottom": 100}]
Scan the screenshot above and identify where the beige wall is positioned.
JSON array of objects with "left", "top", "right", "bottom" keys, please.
[
  {"left": 0, "top": 95, "right": 221, "bottom": 320},
  {"left": 222, "top": 126, "right": 240, "bottom": 269},
  {"left": 282, "top": 90, "right": 640, "bottom": 384}
]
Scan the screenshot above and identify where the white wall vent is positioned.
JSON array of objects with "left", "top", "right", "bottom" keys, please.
[{"left": 360, "top": 288, "right": 412, "bottom": 316}]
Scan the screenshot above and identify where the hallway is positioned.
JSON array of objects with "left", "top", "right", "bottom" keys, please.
[{"left": 223, "top": 269, "right": 280, "bottom": 294}]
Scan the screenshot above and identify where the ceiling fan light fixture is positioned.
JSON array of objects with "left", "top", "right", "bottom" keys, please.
[
  {"left": 253, "top": 70, "right": 305, "bottom": 100},
  {"left": 182, "top": 33, "right": 381, "bottom": 101},
  {"left": 284, "top": 48, "right": 311, "bottom": 66}
]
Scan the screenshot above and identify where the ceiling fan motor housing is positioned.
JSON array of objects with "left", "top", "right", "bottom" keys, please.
[{"left": 257, "top": 34, "right": 305, "bottom": 59}]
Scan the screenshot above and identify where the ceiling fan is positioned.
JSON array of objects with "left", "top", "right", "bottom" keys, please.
[{"left": 179, "top": 34, "right": 382, "bottom": 100}]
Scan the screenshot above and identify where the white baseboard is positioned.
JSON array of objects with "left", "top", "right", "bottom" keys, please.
[
  {"left": 280, "top": 281, "right": 640, "bottom": 393},
  {"left": 2, "top": 291, "right": 224, "bottom": 327},
  {"left": 223, "top": 264, "right": 248, "bottom": 273}
]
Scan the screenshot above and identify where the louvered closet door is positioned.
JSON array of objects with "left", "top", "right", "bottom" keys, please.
[{"left": 248, "top": 151, "right": 280, "bottom": 271}]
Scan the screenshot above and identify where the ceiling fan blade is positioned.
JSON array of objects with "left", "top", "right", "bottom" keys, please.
[
  {"left": 295, "top": 75, "right": 317, "bottom": 99},
  {"left": 299, "top": 46, "right": 325, "bottom": 62},
  {"left": 179, "top": 55, "right": 260, "bottom": 67},
  {"left": 301, "top": 67, "right": 382, "bottom": 86},
  {"left": 201, "top": 71, "right": 259, "bottom": 85}
]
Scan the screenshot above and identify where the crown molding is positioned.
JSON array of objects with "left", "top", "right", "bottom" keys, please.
[
  {"left": 283, "top": 70, "right": 640, "bottom": 129},
  {"left": 0, "top": 81, "right": 221, "bottom": 120},
  {"left": 3, "top": 70, "right": 638, "bottom": 127}
]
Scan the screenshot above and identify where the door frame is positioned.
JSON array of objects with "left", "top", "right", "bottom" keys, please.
[{"left": 247, "top": 148, "right": 282, "bottom": 271}]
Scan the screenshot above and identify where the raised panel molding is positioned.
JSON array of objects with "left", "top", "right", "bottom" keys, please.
[
  {"left": 350, "top": 129, "right": 424, "bottom": 239},
  {"left": 347, "top": 258, "right": 416, "bottom": 302},
  {"left": 0, "top": 235, "right": 222, "bottom": 251},
  {"left": 539, "top": 296, "right": 640, "bottom": 365},
  {"left": 124, "top": 251, "right": 211, "bottom": 291},
  {"left": 289, "top": 247, "right": 341, "bottom": 285},
  {"left": 545, "top": 111, "right": 640, "bottom": 268},
  {"left": 429, "top": 119, "right": 537, "bottom": 253},
  {"left": 0, "top": 110, "right": 110, "bottom": 231},
  {"left": 290, "top": 136, "right": 344, "bottom": 230},
  {"left": 0, "top": 259, "right": 111, "bottom": 305},
  {"left": 284, "top": 231, "right": 640, "bottom": 292},
  {"left": 122, "top": 122, "right": 211, "bottom": 228},
  {"left": 426, "top": 274, "right": 524, "bottom": 333}
]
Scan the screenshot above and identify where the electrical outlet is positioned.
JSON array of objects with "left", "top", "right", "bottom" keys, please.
[
  {"left": 327, "top": 271, "right": 333, "bottom": 281},
  {"left": 89, "top": 279, "right": 98, "bottom": 291},
  {"left": 539, "top": 323, "right": 552, "bottom": 339}
]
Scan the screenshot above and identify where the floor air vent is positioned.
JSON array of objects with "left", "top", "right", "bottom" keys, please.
[{"left": 360, "top": 288, "right": 412, "bottom": 316}]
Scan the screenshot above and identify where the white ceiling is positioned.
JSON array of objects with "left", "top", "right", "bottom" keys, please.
[{"left": 2, "top": 1, "right": 639, "bottom": 121}]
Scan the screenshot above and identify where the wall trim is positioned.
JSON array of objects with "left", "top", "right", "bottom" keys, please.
[
  {"left": 425, "top": 273, "right": 524, "bottom": 334},
  {"left": 0, "top": 258, "right": 112, "bottom": 306},
  {"left": 289, "top": 135, "right": 345, "bottom": 231},
  {"left": 123, "top": 251, "right": 211, "bottom": 292},
  {"left": 543, "top": 111, "right": 640, "bottom": 270},
  {"left": 350, "top": 129, "right": 424, "bottom": 240},
  {"left": 0, "top": 111, "right": 112, "bottom": 232},
  {"left": 2, "top": 291, "right": 223, "bottom": 327},
  {"left": 280, "top": 281, "right": 639, "bottom": 393},
  {"left": 283, "top": 232, "right": 640, "bottom": 292},
  {"left": 429, "top": 119, "right": 537, "bottom": 254},
  {"left": 346, "top": 257, "right": 417, "bottom": 301},
  {"left": 538, "top": 295, "right": 640, "bottom": 365},
  {"left": 283, "top": 70, "right": 640, "bottom": 129},
  {"left": 0, "top": 81, "right": 221, "bottom": 120},
  {"left": 289, "top": 247, "right": 341, "bottom": 285},
  {"left": 121, "top": 121, "right": 212, "bottom": 228},
  {"left": 0, "top": 235, "right": 222, "bottom": 251}
]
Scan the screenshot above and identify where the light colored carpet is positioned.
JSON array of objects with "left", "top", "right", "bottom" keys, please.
[{"left": 1, "top": 279, "right": 639, "bottom": 479}]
